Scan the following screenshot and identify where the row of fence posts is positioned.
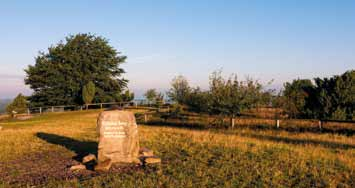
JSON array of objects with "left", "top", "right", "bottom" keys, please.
[
  {"left": 25, "top": 102, "right": 139, "bottom": 115},
  {"left": 25, "top": 105, "right": 325, "bottom": 131},
  {"left": 274, "top": 119, "right": 323, "bottom": 130}
]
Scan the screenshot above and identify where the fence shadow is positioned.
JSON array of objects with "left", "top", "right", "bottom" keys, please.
[
  {"left": 138, "top": 120, "right": 208, "bottom": 130},
  {"left": 232, "top": 124, "right": 354, "bottom": 136},
  {"left": 140, "top": 118, "right": 354, "bottom": 136},
  {"left": 36, "top": 132, "right": 98, "bottom": 162},
  {"left": 240, "top": 133, "right": 355, "bottom": 150}
]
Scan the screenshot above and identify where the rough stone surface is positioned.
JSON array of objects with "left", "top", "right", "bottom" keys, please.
[
  {"left": 139, "top": 147, "right": 154, "bottom": 157},
  {"left": 82, "top": 154, "right": 96, "bottom": 164},
  {"left": 144, "top": 156, "right": 161, "bottom": 164},
  {"left": 96, "top": 110, "right": 140, "bottom": 169},
  {"left": 94, "top": 159, "right": 112, "bottom": 172},
  {"left": 70, "top": 164, "right": 86, "bottom": 171}
]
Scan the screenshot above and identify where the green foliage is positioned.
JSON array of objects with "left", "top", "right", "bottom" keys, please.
[
  {"left": 331, "top": 107, "right": 347, "bottom": 120},
  {"left": 314, "top": 70, "right": 355, "bottom": 120},
  {"left": 144, "top": 89, "right": 157, "bottom": 104},
  {"left": 169, "top": 103, "right": 184, "bottom": 118},
  {"left": 208, "top": 70, "right": 263, "bottom": 118},
  {"left": 82, "top": 81, "right": 95, "bottom": 105},
  {"left": 282, "top": 79, "right": 316, "bottom": 118},
  {"left": 167, "top": 75, "right": 191, "bottom": 104},
  {"left": 184, "top": 87, "right": 210, "bottom": 113},
  {"left": 120, "top": 90, "right": 135, "bottom": 102},
  {"left": 282, "top": 70, "right": 355, "bottom": 120},
  {"left": 25, "top": 33, "right": 127, "bottom": 106},
  {"left": 6, "top": 94, "right": 28, "bottom": 114}
]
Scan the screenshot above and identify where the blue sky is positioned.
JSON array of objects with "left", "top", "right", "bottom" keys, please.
[{"left": 0, "top": 0, "right": 354, "bottom": 98}]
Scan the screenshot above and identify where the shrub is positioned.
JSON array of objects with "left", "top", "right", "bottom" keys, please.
[{"left": 6, "top": 94, "right": 28, "bottom": 115}]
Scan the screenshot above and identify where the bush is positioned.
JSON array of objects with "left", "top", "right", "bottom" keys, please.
[
  {"left": 331, "top": 107, "right": 347, "bottom": 120},
  {"left": 6, "top": 94, "right": 28, "bottom": 115}
]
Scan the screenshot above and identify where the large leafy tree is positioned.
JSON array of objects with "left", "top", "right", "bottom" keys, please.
[{"left": 25, "top": 33, "right": 127, "bottom": 106}]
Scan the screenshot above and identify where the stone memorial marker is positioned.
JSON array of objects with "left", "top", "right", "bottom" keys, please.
[{"left": 95, "top": 110, "right": 140, "bottom": 171}]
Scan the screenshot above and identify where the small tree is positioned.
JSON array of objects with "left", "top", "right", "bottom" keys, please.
[
  {"left": 82, "top": 81, "right": 96, "bottom": 109},
  {"left": 6, "top": 93, "right": 28, "bottom": 116},
  {"left": 155, "top": 92, "right": 165, "bottom": 109},
  {"left": 144, "top": 89, "right": 157, "bottom": 105},
  {"left": 209, "top": 70, "right": 263, "bottom": 129},
  {"left": 121, "top": 90, "right": 135, "bottom": 102},
  {"left": 167, "top": 75, "right": 191, "bottom": 104}
]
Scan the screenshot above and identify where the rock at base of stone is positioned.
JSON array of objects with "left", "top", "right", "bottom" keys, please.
[
  {"left": 139, "top": 147, "right": 154, "bottom": 157},
  {"left": 94, "top": 159, "right": 112, "bottom": 172},
  {"left": 82, "top": 154, "right": 96, "bottom": 164},
  {"left": 143, "top": 156, "right": 161, "bottom": 164},
  {"left": 70, "top": 164, "right": 86, "bottom": 171}
]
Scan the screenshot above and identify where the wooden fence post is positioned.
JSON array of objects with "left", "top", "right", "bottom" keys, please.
[
  {"left": 230, "top": 117, "right": 235, "bottom": 129},
  {"left": 276, "top": 119, "right": 280, "bottom": 128},
  {"left": 51, "top": 106, "right": 54, "bottom": 112},
  {"left": 27, "top": 108, "right": 30, "bottom": 115},
  {"left": 318, "top": 120, "right": 322, "bottom": 131},
  {"left": 100, "top": 103, "right": 103, "bottom": 109},
  {"left": 39, "top": 107, "right": 42, "bottom": 114},
  {"left": 144, "top": 113, "right": 148, "bottom": 123}
]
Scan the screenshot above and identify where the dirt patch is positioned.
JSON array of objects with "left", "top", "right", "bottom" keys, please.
[{"left": 0, "top": 151, "right": 144, "bottom": 186}]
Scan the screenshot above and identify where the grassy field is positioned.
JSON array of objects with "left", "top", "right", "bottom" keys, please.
[{"left": 0, "top": 110, "right": 354, "bottom": 187}]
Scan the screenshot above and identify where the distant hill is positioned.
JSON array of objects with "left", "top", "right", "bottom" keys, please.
[{"left": 0, "top": 99, "right": 12, "bottom": 114}]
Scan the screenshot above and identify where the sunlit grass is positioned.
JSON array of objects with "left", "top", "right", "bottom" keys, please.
[{"left": 0, "top": 110, "right": 354, "bottom": 187}]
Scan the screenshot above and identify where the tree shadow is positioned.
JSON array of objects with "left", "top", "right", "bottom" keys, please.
[
  {"left": 239, "top": 133, "right": 355, "bottom": 150},
  {"left": 36, "top": 132, "right": 98, "bottom": 162}
]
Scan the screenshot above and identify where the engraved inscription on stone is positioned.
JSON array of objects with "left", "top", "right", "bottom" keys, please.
[{"left": 102, "top": 121, "right": 128, "bottom": 138}]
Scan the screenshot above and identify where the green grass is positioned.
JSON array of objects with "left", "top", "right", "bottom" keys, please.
[{"left": 0, "top": 110, "right": 354, "bottom": 187}]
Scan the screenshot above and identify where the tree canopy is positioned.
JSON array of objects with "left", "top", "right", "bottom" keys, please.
[
  {"left": 25, "top": 33, "right": 128, "bottom": 106},
  {"left": 280, "top": 70, "right": 355, "bottom": 120},
  {"left": 208, "top": 71, "right": 263, "bottom": 117}
]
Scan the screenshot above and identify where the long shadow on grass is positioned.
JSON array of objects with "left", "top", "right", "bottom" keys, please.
[
  {"left": 140, "top": 119, "right": 354, "bottom": 136},
  {"left": 36, "top": 132, "right": 97, "bottom": 162},
  {"left": 142, "top": 120, "right": 355, "bottom": 150},
  {"left": 239, "top": 133, "right": 355, "bottom": 150},
  {"left": 232, "top": 124, "right": 355, "bottom": 136},
  {"left": 139, "top": 120, "right": 208, "bottom": 130}
]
